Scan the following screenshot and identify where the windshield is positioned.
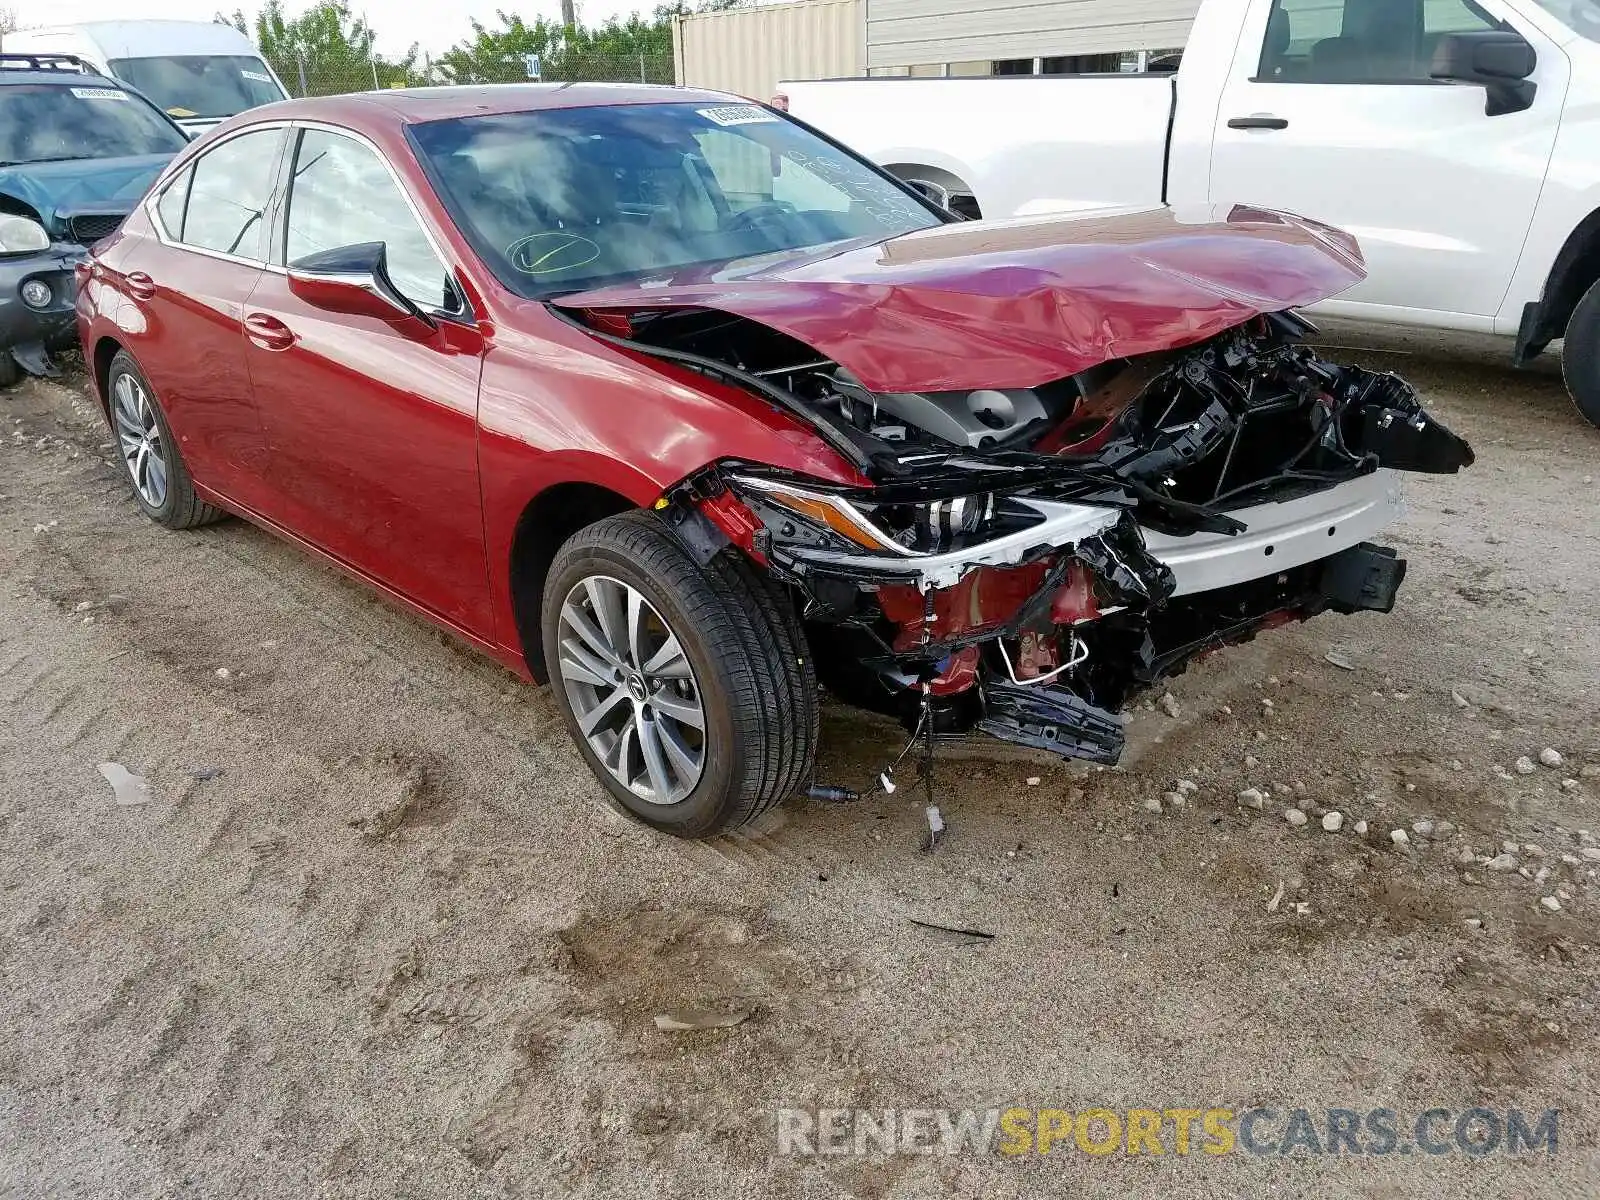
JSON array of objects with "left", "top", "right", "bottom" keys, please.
[
  {"left": 0, "top": 83, "right": 187, "bottom": 164},
  {"left": 408, "top": 102, "right": 942, "bottom": 299},
  {"left": 108, "top": 55, "right": 286, "bottom": 120},
  {"left": 1527, "top": 0, "right": 1600, "bottom": 40}
]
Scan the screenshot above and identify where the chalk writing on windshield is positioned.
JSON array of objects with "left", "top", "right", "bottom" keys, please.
[{"left": 785, "top": 149, "right": 923, "bottom": 227}]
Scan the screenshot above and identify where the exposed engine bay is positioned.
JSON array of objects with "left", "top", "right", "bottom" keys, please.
[{"left": 562, "top": 302, "right": 1475, "bottom": 766}]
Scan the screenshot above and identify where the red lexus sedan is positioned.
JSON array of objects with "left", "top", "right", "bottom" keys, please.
[{"left": 77, "top": 85, "right": 1471, "bottom": 837}]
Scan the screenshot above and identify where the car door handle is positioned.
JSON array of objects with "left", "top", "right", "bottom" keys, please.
[
  {"left": 125, "top": 271, "right": 157, "bottom": 300},
  {"left": 244, "top": 312, "right": 296, "bottom": 351},
  {"left": 1227, "top": 115, "right": 1290, "bottom": 131}
]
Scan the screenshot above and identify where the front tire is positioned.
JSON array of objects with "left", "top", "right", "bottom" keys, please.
[
  {"left": 107, "top": 350, "right": 225, "bottom": 529},
  {"left": 1562, "top": 278, "right": 1600, "bottom": 430},
  {"left": 540, "top": 511, "right": 816, "bottom": 837}
]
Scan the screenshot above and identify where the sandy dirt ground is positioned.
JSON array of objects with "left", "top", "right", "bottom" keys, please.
[{"left": 1, "top": 328, "right": 1598, "bottom": 1198}]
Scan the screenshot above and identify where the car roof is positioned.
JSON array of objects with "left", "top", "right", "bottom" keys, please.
[{"left": 232, "top": 83, "right": 748, "bottom": 130}]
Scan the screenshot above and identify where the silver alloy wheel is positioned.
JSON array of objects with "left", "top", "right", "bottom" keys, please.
[
  {"left": 556, "top": 575, "right": 706, "bottom": 805},
  {"left": 111, "top": 372, "right": 168, "bottom": 510}
]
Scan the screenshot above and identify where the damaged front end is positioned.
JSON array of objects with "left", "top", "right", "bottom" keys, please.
[{"left": 584, "top": 305, "right": 1473, "bottom": 766}]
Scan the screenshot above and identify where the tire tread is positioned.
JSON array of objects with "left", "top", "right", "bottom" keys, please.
[{"left": 1563, "top": 278, "right": 1600, "bottom": 429}]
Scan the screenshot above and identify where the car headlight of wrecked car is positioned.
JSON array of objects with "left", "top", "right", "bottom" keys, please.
[
  {"left": 0, "top": 214, "right": 51, "bottom": 255},
  {"left": 721, "top": 469, "right": 1162, "bottom": 596},
  {"left": 732, "top": 474, "right": 1008, "bottom": 556}
]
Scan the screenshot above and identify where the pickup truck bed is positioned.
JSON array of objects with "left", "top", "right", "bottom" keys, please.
[{"left": 783, "top": 75, "right": 1178, "bottom": 221}]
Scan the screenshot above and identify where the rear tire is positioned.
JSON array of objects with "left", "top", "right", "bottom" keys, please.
[
  {"left": 107, "top": 350, "right": 225, "bottom": 529},
  {"left": 1561, "top": 278, "right": 1600, "bottom": 430},
  {"left": 540, "top": 511, "right": 816, "bottom": 837}
]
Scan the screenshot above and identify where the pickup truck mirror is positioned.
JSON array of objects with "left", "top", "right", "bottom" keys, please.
[
  {"left": 902, "top": 177, "right": 953, "bottom": 212},
  {"left": 1430, "top": 30, "right": 1537, "bottom": 117}
]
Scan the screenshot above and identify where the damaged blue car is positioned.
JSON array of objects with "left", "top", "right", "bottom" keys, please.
[{"left": 0, "top": 54, "right": 186, "bottom": 385}]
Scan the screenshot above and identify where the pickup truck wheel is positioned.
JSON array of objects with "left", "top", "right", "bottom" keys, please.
[
  {"left": 1562, "top": 279, "right": 1600, "bottom": 429},
  {"left": 107, "top": 350, "right": 226, "bottom": 530},
  {"left": 541, "top": 511, "right": 816, "bottom": 837}
]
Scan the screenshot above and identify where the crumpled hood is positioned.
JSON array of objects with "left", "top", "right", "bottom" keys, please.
[
  {"left": 555, "top": 204, "right": 1366, "bottom": 394},
  {"left": 0, "top": 154, "right": 173, "bottom": 238}
]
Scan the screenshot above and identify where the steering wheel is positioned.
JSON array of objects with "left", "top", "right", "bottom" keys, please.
[{"left": 721, "top": 201, "right": 795, "bottom": 234}]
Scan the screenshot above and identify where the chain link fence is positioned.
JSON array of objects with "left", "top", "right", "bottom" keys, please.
[{"left": 281, "top": 53, "right": 676, "bottom": 98}]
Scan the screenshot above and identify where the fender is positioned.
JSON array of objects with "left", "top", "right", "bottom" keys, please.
[
  {"left": 478, "top": 304, "right": 864, "bottom": 665},
  {"left": 1497, "top": 86, "right": 1600, "bottom": 343},
  {"left": 1509, "top": 197, "right": 1600, "bottom": 359}
]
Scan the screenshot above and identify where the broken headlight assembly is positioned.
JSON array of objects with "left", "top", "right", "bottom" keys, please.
[
  {"left": 730, "top": 474, "right": 1006, "bottom": 556},
  {"left": 717, "top": 469, "right": 1164, "bottom": 601}
]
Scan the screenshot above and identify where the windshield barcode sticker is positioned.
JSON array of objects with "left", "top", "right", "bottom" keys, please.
[
  {"left": 697, "top": 105, "right": 776, "bottom": 127},
  {"left": 241, "top": 69, "right": 273, "bottom": 83},
  {"left": 71, "top": 87, "right": 129, "bottom": 101}
]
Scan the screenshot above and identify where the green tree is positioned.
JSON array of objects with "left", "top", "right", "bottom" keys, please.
[
  {"left": 652, "top": 0, "right": 745, "bottom": 16},
  {"left": 437, "top": 2, "right": 745, "bottom": 86},
  {"left": 223, "top": 1, "right": 422, "bottom": 95},
  {"left": 434, "top": 11, "right": 566, "bottom": 85}
]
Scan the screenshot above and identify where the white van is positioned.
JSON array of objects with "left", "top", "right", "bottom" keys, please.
[{"left": 2, "top": 20, "right": 289, "bottom": 136}]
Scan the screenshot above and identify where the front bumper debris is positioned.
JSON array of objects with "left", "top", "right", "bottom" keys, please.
[
  {"left": 660, "top": 313, "right": 1473, "bottom": 770},
  {"left": 977, "top": 680, "right": 1124, "bottom": 763},
  {"left": 967, "top": 540, "right": 1409, "bottom": 761},
  {"left": 1141, "top": 469, "right": 1402, "bottom": 596},
  {"left": 0, "top": 243, "right": 86, "bottom": 376},
  {"left": 675, "top": 458, "right": 1437, "bottom": 768},
  {"left": 1319, "top": 542, "right": 1406, "bottom": 614}
]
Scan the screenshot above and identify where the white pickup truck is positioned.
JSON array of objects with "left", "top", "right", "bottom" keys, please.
[{"left": 780, "top": 0, "right": 1600, "bottom": 428}]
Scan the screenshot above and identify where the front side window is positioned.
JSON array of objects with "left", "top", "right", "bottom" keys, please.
[
  {"left": 0, "top": 83, "right": 187, "bottom": 165},
  {"left": 284, "top": 129, "right": 458, "bottom": 313},
  {"left": 178, "top": 127, "right": 283, "bottom": 260},
  {"left": 1259, "top": 0, "right": 1502, "bottom": 82},
  {"left": 407, "top": 102, "right": 941, "bottom": 299},
  {"left": 109, "top": 55, "right": 286, "bottom": 121}
]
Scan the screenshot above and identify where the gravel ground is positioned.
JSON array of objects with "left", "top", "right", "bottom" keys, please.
[{"left": 1, "top": 329, "right": 1597, "bottom": 1198}]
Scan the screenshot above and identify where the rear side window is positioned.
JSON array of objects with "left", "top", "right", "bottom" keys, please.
[
  {"left": 284, "top": 128, "right": 459, "bottom": 314},
  {"left": 156, "top": 166, "right": 192, "bottom": 240},
  {"left": 176, "top": 127, "right": 283, "bottom": 261}
]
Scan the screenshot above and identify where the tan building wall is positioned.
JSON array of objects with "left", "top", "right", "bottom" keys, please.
[
  {"left": 673, "top": 0, "right": 865, "bottom": 100},
  {"left": 673, "top": 0, "right": 1224, "bottom": 93},
  {"left": 865, "top": 0, "right": 1199, "bottom": 69}
]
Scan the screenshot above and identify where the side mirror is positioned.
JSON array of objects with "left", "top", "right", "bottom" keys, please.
[
  {"left": 902, "top": 177, "right": 952, "bottom": 211},
  {"left": 287, "top": 241, "right": 436, "bottom": 334},
  {"left": 1430, "top": 30, "right": 1537, "bottom": 116}
]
